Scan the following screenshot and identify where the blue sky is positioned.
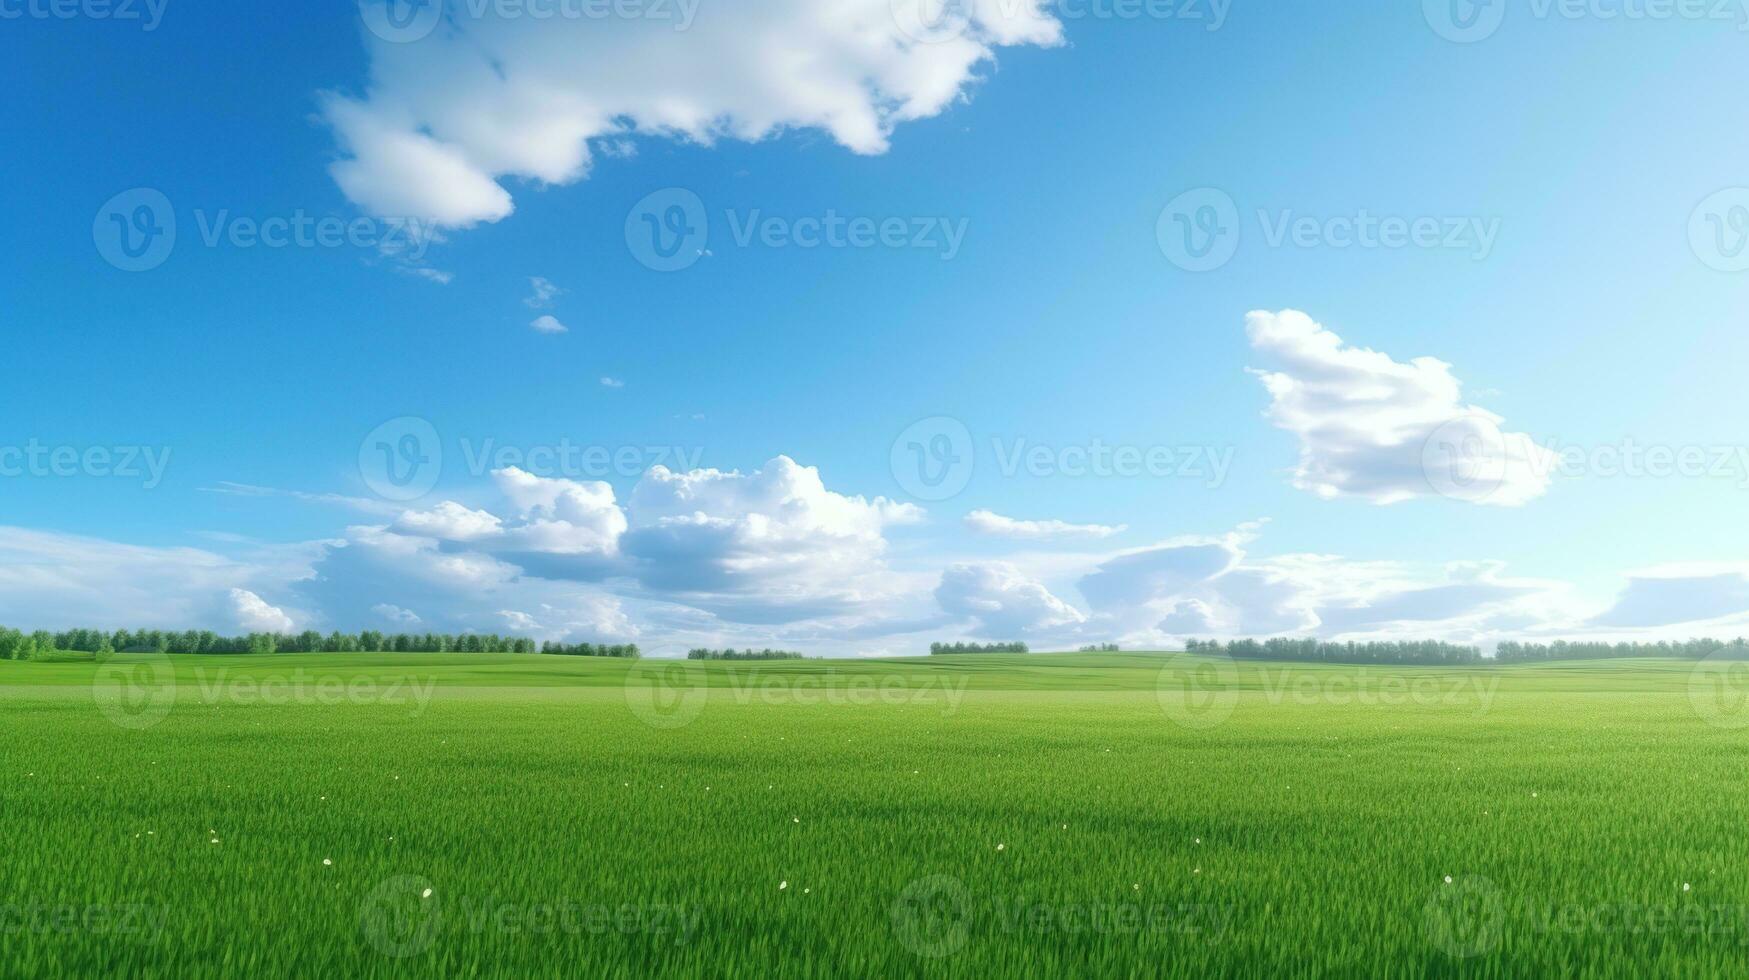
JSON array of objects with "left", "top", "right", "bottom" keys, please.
[{"left": 4, "top": 0, "right": 1749, "bottom": 652}]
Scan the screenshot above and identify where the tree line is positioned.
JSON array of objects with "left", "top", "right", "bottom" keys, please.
[
  {"left": 930, "top": 641, "right": 1029, "bottom": 655},
  {"left": 0, "top": 626, "right": 642, "bottom": 660},
  {"left": 540, "top": 641, "right": 641, "bottom": 658},
  {"left": 1494, "top": 638, "right": 1749, "bottom": 662},
  {"left": 1079, "top": 644, "right": 1121, "bottom": 652},
  {"left": 1186, "top": 638, "right": 1483, "bottom": 665},
  {"left": 686, "top": 648, "right": 807, "bottom": 661}
]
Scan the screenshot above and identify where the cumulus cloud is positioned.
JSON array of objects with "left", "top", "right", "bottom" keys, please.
[
  {"left": 1079, "top": 538, "right": 1241, "bottom": 613},
  {"left": 621, "top": 456, "right": 923, "bottom": 621},
  {"left": 1246, "top": 310, "right": 1555, "bottom": 506},
  {"left": 493, "top": 468, "right": 626, "bottom": 553},
  {"left": 1064, "top": 525, "right": 1577, "bottom": 645},
  {"left": 935, "top": 562, "right": 1087, "bottom": 637},
  {"left": 393, "top": 501, "right": 503, "bottom": 542},
  {"left": 296, "top": 524, "right": 525, "bottom": 630},
  {"left": 229, "top": 588, "right": 295, "bottom": 633},
  {"left": 291, "top": 456, "right": 926, "bottom": 633},
  {"left": 325, "top": 0, "right": 1064, "bottom": 227},
  {"left": 498, "top": 596, "right": 638, "bottom": 641},
  {"left": 530, "top": 315, "right": 568, "bottom": 334},
  {"left": 964, "top": 509, "right": 1125, "bottom": 540}
]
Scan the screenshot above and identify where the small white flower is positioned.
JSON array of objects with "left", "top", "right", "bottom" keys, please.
[
  {"left": 422, "top": 888, "right": 433, "bottom": 899},
  {"left": 779, "top": 881, "right": 788, "bottom": 890},
  {"left": 1683, "top": 882, "right": 1691, "bottom": 892},
  {"left": 996, "top": 843, "right": 1006, "bottom": 851},
  {"left": 1444, "top": 875, "right": 1453, "bottom": 884},
  {"left": 323, "top": 858, "right": 333, "bottom": 866}
]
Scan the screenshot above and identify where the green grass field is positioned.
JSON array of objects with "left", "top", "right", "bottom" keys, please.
[{"left": 6, "top": 651, "right": 1749, "bottom": 977}]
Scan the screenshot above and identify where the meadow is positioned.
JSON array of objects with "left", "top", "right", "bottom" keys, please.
[{"left": 5, "top": 651, "right": 1749, "bottom": 977}]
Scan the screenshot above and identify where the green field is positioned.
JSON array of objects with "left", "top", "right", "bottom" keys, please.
[{"left": 6, "top": 651, "right": 1749, "bottom": 976}]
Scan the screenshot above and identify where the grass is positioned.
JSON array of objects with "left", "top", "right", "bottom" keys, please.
[{"left": 4, "top": 651, "right": 1749, "bottom": 977}]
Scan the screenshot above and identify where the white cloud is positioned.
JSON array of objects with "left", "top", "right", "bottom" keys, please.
[
  {"left": 0, "top": 526, "right": 314, "bottom": 632},
  {"left": 524, "top": 276, "right": 562, "bottom": 308},
  {"left": 229, "top": 588, "right": 295, "bottom": 633},
  {"left": 498, "top": 596, "right": 638, "bottom": 641},
  {"left": 324, "top": 96, "right": 515, "bottom": 226},
  {"left": 1246, "top": 309, "right": 1555, "bottom": 506},
  {"left": 600, "top": 377, "right": 625, "bottom": 389},
  {"left": 964, "top": 509, "right": 1125, "bottom": 540},
  {"left": 935, "top": 562, "right": 1086, "bottom": 637},
  {"left": 393, "top": 501, "right": 503, "bottom": 542},
  {"left": 324, "top": 0, "right": 1064, "bottom": 227},
  {"left": 403, "top": 266, "right": 453, "bottom": 285},
  {"left": 530, "top": 315, "right": 568, "bottom": 334},
  {"left": 372, "top": 603, "right": 423, "bottom": 625},
  {"left": 493, "top": 468, "right": 626, "bottom": 552},
  {"left": 10, "top": 485, "right": 1749, "bottom": 654},
  {"left": 1589, "top": 564, "right": 1749, "bottom": 629},
  {"left": 621, "top": 456, "right": 923, "bottom": 622}
]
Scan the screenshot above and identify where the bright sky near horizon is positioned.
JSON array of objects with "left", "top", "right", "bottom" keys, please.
[{"left": 3, "top": 0, "right": 1749, "bottom": 654}]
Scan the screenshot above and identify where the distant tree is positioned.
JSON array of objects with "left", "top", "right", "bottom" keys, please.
[{"left": 929, "top": 641, "right": 1029, "bottom": 655}]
